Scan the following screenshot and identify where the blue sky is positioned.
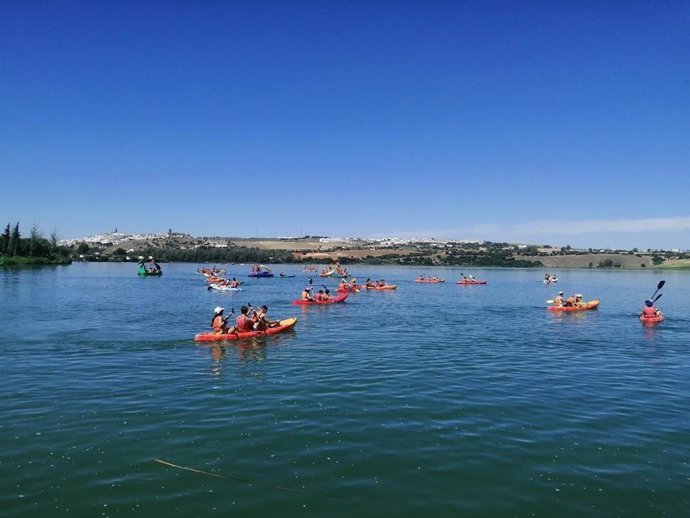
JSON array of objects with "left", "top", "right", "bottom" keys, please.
[{"left": 1, "top": 1, "right": 688, "bottom": 249}]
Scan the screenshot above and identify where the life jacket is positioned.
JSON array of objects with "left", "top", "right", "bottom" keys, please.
[
  {"left": 642, "top": 306, "right": 657, "bottom": 317},
  {"left": 236, "top": 314, "right": 252, "bottom": 332},
  {"left": 212, "top": 315, "right": 225, "bottom": 333}
]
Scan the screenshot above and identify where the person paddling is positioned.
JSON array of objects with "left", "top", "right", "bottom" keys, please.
[
  {"left": 553, "top": 291, "right": 564, "bottom": 306},
  {"left": 301, "top": 287, "right": 315, "bottom": 302},
  {"left": 641, "top": 299, "right": 661, "bottom": 319},
  {"left": 235, "top": 306, "right": 254, "bottom": 332},
  {"left": 254, "top": 305, "right": 279, "bottom": 330},
  {"left": 211, "top": 307, "right": 230, "bottom": 334}
]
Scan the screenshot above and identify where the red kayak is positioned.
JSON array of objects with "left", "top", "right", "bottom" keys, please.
[
  {"left": 336, "top": 284, "right": 360, "bottom": 293},
  {"left": 548, "top": 300, "right": 600, "bottom": 312},
  {"left": 194, "top": 317, "right": 297, "bottom": 342},
  {"left": 640, "top": 312, "right": 664, "bottom": 325},
  {"left": 456, "top": 280, "right": 487, "bottom": 285},
  {"left": 292, "top": 293, "right": 348, "bottom": 305}
]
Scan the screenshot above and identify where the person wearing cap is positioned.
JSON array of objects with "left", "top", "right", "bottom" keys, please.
[
  {"left": 553, "top": 291, "right": 564, "bottom": 306},
  {"left": 211, "top": 307, "right": 230, "bottom": 334},
  {"left": 301, "top": 287, "right": 314, "bottom": 302},
  {"left": 642, "top": 299, "right": 660, "bottom": 318}
]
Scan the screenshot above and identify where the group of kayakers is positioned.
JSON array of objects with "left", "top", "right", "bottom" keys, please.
[
  {"left": 550, "top": 288, "right": 663, "bottom": 318},
  {"left": 417, "top": 274, "right": 443, "bottom": 282},
  {"left": 365, "top": 278, "right": 389, "bottom": 288},
  {"left": 211, "top": 304, "right": 279, "bottom": 334},
  {"left": 544, "top": 273, "right": 558, "bottom": 284},
  {"left": 198, "top": 266, "right": 226, "bottom": 276},
  {"left": 552, "top": 291, "right": 585, "bottom": 307},
  {"left": 300, "top": 287, "right": 335, "bottom": 302}
]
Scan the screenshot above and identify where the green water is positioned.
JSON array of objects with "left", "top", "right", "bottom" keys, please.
[{"left": 2, "top": 263, "right": 689, "bottom": 516}]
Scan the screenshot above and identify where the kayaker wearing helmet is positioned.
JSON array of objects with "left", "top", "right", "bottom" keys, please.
[
  {"left": 642, "top": 299, "right": 660, "bottom": 318},
  {"left": 553, "top": 291, "right": 564, "bottom": 306},
  {"left": 211, "top": 307, "right": 230, "bottom": 334}
]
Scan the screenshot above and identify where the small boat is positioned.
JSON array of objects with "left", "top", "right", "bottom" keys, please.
[
  {"left": 364, "top": 284, "right": 397, "bottom": 290},
  {"left": 194, "top": 317, "right": 297, "bottom": 342},
  {"left": 456, "top": 279, "right": 486, "bottom": 285},
  {"left": 415, "top": 279, "right": 445, "bottom": 283},
  {"left": 292, "top": 293, "right": 348, "bottom": 305},
  {"left": 138, "top": 267, "right": 162, "bottom": 276},
  {"left": 248, "top": 271, "right": 274, "bottom": 278},
  {"left": 548, "top": 300, "right": 600, "bottom": 312},
  {"left": 640, "top": 312, "right": 664, "bottom": 325},
  {"left": 207, "top": 284, "right": 241, "bottom": 291}
]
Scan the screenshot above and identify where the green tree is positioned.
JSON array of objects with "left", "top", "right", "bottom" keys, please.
[
  {"left": 0, "top": 223, "right": 9, "bottom": 254},
  {"left": 29, "top": 223, "right": 42, "bottom": 256},
  {"left": 76, "top": 242, "right": 90, "bottom": 255},
  {"left": 9, "top": 222, "right": 20, "bottom": 256},
  {"left": 50, "top": 228, "right": 59, "bottom": 253}
]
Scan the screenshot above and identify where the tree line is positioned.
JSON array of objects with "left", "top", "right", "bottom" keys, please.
[{"left": 0, "top": 222, "right": 71, "bottom": 265}]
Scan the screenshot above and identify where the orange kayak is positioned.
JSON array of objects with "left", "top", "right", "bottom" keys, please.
[
  {"left": 640, "top": 312, "right": 664, "bottom": 324},
  {"left": 194, "top": 317, "right": 297, "bottom": 342},
  {"left": 292, "top": 293, "right": 348, "bottom": 305},
  {"left": 548, "top": 300, "right": 600, "bottom": 312},
  {"left": 365, "top": 284, "right": 397, "bottom": 290}
]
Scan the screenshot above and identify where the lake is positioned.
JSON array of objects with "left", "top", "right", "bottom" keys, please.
[{"left": 2, "top": 263, "right": 689, "bottom": 516}]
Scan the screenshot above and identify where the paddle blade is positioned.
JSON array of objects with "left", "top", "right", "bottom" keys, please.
[
  {"left": 657, "top": 280, "right": 666, "bottom": 290},
  {"left": 653, "top": 293, "right": 663, "bottom": 303},
  {"left": 546, "top": 299, "right": 555, "bottom": 304}
]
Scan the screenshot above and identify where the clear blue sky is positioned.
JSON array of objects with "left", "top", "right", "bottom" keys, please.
[{"left": 1, "top": 1, "right": 688, "bottom": 249}]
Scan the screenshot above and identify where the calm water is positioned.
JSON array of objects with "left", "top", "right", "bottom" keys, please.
[{"left": 2, "top": 263, "right": 690, "bottom": 516}]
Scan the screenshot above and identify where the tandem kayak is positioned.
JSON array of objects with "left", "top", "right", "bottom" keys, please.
[
  {"left": 364, "top": 284, "right": 397, "bottom": 290},
  {"left": 548, "top": 300, "right": 600, "bottom": 312},
  {"left": 456, "top": 280, "right": 486, "bottom": 285},
  {"left": 292, "top": 293, "right": 348, "bottom": 305},
  {"left": 640, "top": 312, "right": 664, "bottom": 325},
  {"left": 415, "top": 279, "right": 445, "bottom": 283},
  {"left": 194, "top": 317, "right": 297, "bottom": 342}
]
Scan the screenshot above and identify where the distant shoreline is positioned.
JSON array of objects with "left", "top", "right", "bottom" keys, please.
[{"left": 46, "top": 233, "right": 690, "bottom": 269}]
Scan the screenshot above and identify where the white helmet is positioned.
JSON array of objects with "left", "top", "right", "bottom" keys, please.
[{"left": 214, "top": 306, "right": 224, "bottom": 314}]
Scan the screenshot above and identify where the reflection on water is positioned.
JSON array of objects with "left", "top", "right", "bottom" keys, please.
[{"left": 203, "top": 339, "right": 270, "bottom": 376}]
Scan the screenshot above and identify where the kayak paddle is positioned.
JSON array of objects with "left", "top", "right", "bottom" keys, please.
[{"left": 650, "top": 280, "right": 665, "bottom": 300}]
